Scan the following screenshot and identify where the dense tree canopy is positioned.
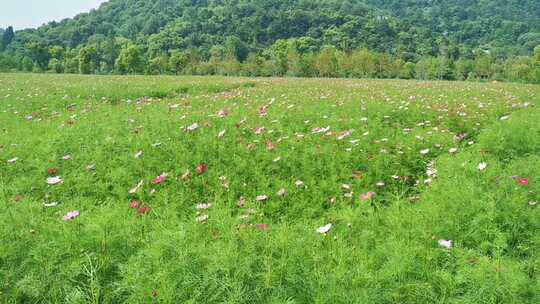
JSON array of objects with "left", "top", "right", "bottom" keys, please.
[{"left": 0, "top": 0, "right": 539, "bottom": 82}]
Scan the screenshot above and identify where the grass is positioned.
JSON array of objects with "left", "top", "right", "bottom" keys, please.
[{"left": 0, "top": 73, "right": 538, "bottom": 303}]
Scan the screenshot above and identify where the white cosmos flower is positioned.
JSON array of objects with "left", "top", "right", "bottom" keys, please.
[
  {"left": 316, "top": 223, "right": 332, "bottom": 234},
  {"left": 478, "top": 162, "right": 488, "bottom": 171},
  {"left": 46, "top": 176, "right": 63, "bottom": 185},
  {"left": 438, "top": 239, "right": 452, "bottom": 249},
  {"left": 187, "top": 123, "right": 199, "bottom": 131}
]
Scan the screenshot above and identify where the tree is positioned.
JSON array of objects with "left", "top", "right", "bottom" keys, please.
[
  {"left": 115, "top": 44, "right": 142, "bottom": 74},
  {"left": 169, "top": 50, "right": 187, "bottom": 75},
  {"left": 224, "top": 36, "right": 248, "bottom": 62},
  {"left": 25, "top": 41, "right": 50, "bottom": 70},
  {"left": 242, "top": 53, "right": 262, "bottom": 76},
  {"left": 1, "top": 26, "right": 14, "bottom": 51},
  {"left": 533, "top": 45, "right": 540, "bottom": 83},
  {"left": 48, "top": 58, "right": 64, "bottom": 73},
  {"left": 49, "top": 46, "right": 64, "bottom": 60},
  {"left": 454, "top": 59, "right": 474, "bottom": 80},
  {"left": 21, "top": 57, "right": 34, "bottom": 72},
  {"left": 315, "top": 46, "right": 340, "bottom": 77},
  {"left": 147, "top": 55, "right": 169, "bottom": 75},
  {"left": 399, "top": 62, "right": 415, "bottom": 79},
  {"left": 474, "top": 52, "right": 493, "bottom": 79},
  {"left": 78, "top": 44, "right": 99, "bottom": 74},
  {"left": 349, "top": 49, "right": 377, "bottom": 78}
]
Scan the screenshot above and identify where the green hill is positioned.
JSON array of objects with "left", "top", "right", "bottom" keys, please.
[{"left": 1, "top": 0, "right": 539, "bottom": 81}]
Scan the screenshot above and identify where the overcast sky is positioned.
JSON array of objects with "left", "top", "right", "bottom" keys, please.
[{"left": 0, "top": 0, "right": 109, "bottom": 30}]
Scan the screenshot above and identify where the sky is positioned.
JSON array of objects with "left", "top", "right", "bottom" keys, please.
[{"left": 0, "top": 0, "right": 109, "bottom": 30}]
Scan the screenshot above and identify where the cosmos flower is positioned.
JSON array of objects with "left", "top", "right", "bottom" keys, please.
[
  {"left": 337, "top": 130, "right": 352, "bottom": 140},
  {"left": 254, "top": 127, "right": 264, "bottom": 135},
  {"left": 266, "top": 140, "right": 274, "bottom": 151},
  {"left": 62, "top": 210, "right": 80, "bottom": 221},
  {"left": 151, "top": 173, "right": 168, "bottom": 185},
  {"left": 129, "top": 180, "right": 144, "bottom": 194},
  {"left": 316, "top": 223, "right": 332, "bottom": 234},
  {"left": 256, "top": 195, "right": 268, "bottom": 202},
  {"left": 187, "top": 122, "right": 199, "bottom": 131},
  {"left": 254, "top": 223, "right": 268, "bottom": 231},
  {"left": 360, "top": 191, "right": 376, "bottom": 201},
  {"left": 196, "top": 203, "right": 212, "bottom": 210},
  {"left": 47, "top": 176, "right": 63, "bottom": 185},
  {"left": 516, "top": 177, "right": 529, "bottom": 186},
  {"left": 438, "top": 239, "right": 452, "bottom": 249},
  {"left": 196, "top": 214, "right": 209, "bottom": 222},
  {"left": 129, "top": 200, "right": 140, "bottom": 209},
  {"left": 196, "top": 164, "right": 207, "bottom": 175},
  {"left": 137, "top": 205, "right": 150, "bottom": 215},
  {"left": 478, "top": 162, "right": 488, "bottom": 171}
]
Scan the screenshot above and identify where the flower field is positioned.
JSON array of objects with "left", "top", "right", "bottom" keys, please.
[{"left": 0, "top": 74, "right": 539, "bottom": 303}]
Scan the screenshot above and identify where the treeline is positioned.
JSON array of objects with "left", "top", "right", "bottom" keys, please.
[{"left": 1, "top": 36, "right": 539, "bottom": 83}]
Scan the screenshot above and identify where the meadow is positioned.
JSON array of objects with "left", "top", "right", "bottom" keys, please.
[{"left": 0, "top": 74, "right": 539, "bottom": 303}]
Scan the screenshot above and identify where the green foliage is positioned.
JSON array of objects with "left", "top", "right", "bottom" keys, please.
[
  {"left": 115, "top": 44, "right": 142, "bottom": 74},
  {"left": 48, "top": 58, "right": 64, "bottom": 73},
  {"left": 1, "top": 26, "right": 14, "bottom": 51},
  {"left": 0, "top": 1, "right": 539, "bottom": 83}
]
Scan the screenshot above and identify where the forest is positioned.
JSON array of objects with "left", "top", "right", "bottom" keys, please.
[{"left": 1, "top": 0, "right": 539, "bottom": 82}]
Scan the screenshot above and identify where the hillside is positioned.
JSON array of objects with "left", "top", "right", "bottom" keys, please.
[
  {"left": 0, "top": 0, "right": 539, "bottom": 82},
  {"left": 6, "top": 0, "right": 540, "bottom": 55}
]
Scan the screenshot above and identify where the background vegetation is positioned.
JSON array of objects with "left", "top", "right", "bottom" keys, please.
[{"left": 1, "top": 0, "right": 540, "bottom": 82}]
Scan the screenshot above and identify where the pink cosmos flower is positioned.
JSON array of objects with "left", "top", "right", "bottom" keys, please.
[
  {"left": 137, "top": 205, "right": 150, "bottom": 215},
  {"left": 254, "top": 127, "right": 264, "bottom": 135},
  {"left": 360, "top": 191, "right": 376, "bottom": 201},
  {"left": 196, "top": 164, "right": 207, "bottom": 175},
  {"left": 255, "top": 223, "right": 269, "bottom": 231},
  {"left": 337, "top": 130, "right": 352, "bottom": 140},
  {"left": 517, "top": 177, "right": 529, "bottom": 186},
  {"left": 129, "top": 200, "right": 140, "bottom": 209},
  {"left": 151, "top": 173, "right": 168, "bottom": 185},
  {"left": 266, "top": 140, "right": 274, "bottom": 151},
  {"left": 62, "top": 210, "right": 80, "bottom": 221}
]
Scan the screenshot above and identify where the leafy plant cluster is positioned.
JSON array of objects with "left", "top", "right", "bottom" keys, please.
[{"left": 0, "top": 0, "right": 540, "bottom": 82}]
